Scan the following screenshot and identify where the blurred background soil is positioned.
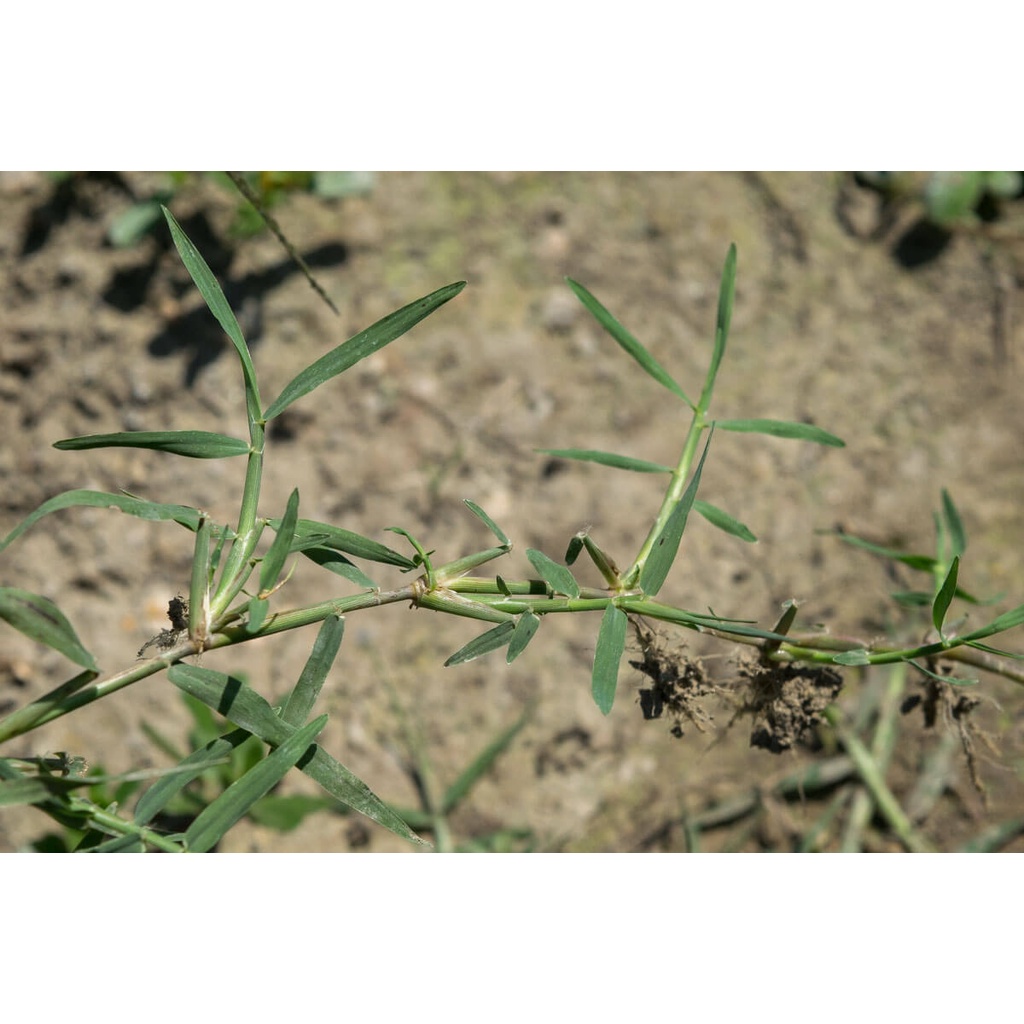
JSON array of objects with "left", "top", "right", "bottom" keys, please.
[{"left": 2, "top": 171, "right": 1023, "bottom": 852}]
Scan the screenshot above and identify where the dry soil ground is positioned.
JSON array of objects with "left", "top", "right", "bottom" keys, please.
[{"left": 2, "top": 171, "right": 1024, "bottom": 851}]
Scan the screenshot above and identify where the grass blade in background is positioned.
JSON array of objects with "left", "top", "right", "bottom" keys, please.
[
  {"left": 0, "top": 589, "right": 98, "bottom": 671},
  {"left": 535, "top": 448, "right": 672, "bottom": 473},
  {"left": 53, "top": 431, "right": 250, "bottom": 459},
  {"left": 280, "top": 615, "right": 344, "bottom": 727},
  {"left": 565, "top": 278, "right": 694, "bottom": 408},
  {"left": 592, "top": 603, "right": 628, "bottom": 714},
  {"left": 163, "top": 208, "right": 263, "bottom": 432},
  {"left": 526, "top": 549, "right": 580, "bottom": 598},
  {"left": 184, "top": 715, "right": 327, "bottom": 852},
  {"left": 942, "top": 488, "right": 967, "bottom": 557},
  {"left": 441, "top": 704, "right": 535, "bottom": 814},
  {"left": 263, "top": 282, "right": 466, "bottom": 420},
  {"left": 716, "top": 418, "right": 845, "bottom": 447},
  {"left": 640, "top": 432, "right": 713, "bottom": 597}
]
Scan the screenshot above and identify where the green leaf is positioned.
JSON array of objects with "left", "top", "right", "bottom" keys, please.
[
  {"left": 259, "top": 488, "right": 299, "bottom": 595},
  {"left": 444, "top": 621, "right": 516, "bottom": 666},
  {"left": 565, "top": 278, "right": 694, "bottom": 408},
  {"left": 189, "top": 515, "right": 211, "bottom": 641},
  {"left": 507, "top": 612, "right": 541, "bottom": 663},
  {"left": 716, "top": 418, "right": 845, "bottom": 447},
  {"left": 592, "top": 604, "right": 628, "bottom": 715},
  {"left": 693, "top": 500, "right": 756, "bottom": 542},
  {"left": 53, "top": 430, "right": 250, "bottom": 459},
  {"left": 185, "top": 715, "right": 327, "bottom": 852},
  {"left": 134, "top": 728, "right": 254, "bottom": 826},
  {"left": 246, "top": 597, "right": 269, "bottom": 633},
  {"left": 640, "top": 432, "right": 713, "bottom": 596},
  {"left": 280, "top": 615, "right": 344, "bottom": 727},
  {"left": 924, "top": 172, "right": 986, "bottom": 226},
  {"left": 932, "top": 556, "right": 960, "bottom": 638},
  {"left": 263, "top": 281, "right": 466, "bottom": 420},
  {"left": 525, "top": 549, "right": 580, "bottom": 598},
  {"left": 535, "top": 448, "right": 672, "bottom": 474},
  {"left": 279, "top": 518, "right": 415, "bottom": 568},
  {"left": 441, "top": 705, "right": 534, "bottom": 814},
  {"left": 941, "top": 489, "right": 966, "bottom": 558},
  {"left": 833, "top": 532, "right": 937, "bottom": 572},
  {"left": 163, "top": 207, "right": 263, "bottom": 431},
  {"left": 247, "top": 793, "right": 339, "bottom": 832},
  {"left": 957, "top": 602, "right": 1024, "bottom": 645},
  {"left": 167, "top": 664, "right": 425, "bottom": 845},
  {"left": 299, "top": 547, "right": 378, "bottom": 590},
  {"left": 108, "top": 199, "right": 164, "bottom": 248},
  {"left": 463, "top": 499, "right": 510, "bottom": 547},
  {"left": 699, "top": 244, "right": 737, "bottom": 412},
  {"left": 0, "top": 489, "right": 205, "bottom": 553},
  {"left": 0, "top": 588, "right": 98, "bottom": 671}
]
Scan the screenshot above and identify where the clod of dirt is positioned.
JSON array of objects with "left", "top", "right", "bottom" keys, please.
[
  {"left": 737, "top": 657, "right": 844, "bottom": 753},
  {"left": 629, "top": 620, "right": 717, "bottom": 738}
]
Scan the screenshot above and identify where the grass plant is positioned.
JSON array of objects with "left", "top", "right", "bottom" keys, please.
[{"left": 2, "top": 207, "right": 1022, "bottom": 851}]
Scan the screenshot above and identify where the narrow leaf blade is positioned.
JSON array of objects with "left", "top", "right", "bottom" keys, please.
[
  {"left": 526, "top": 549, "right": 580, "bottom": 598},
  {"left": 463, "top": 499, "right": 510, "bottom": 547},
  {"left": 163, "top": 207, "right": 262, "bottom": 429},
  {"left": 942, "top": 489, "right": 967, "bottom": 557},
  {"left": 0, "top": 490, "right": 204, "bottom": 553},
  {"left": 53, "top": 430, "right": 250, "bottom": 459},
  {"left": 693, "top": 500, "right": 757, "bottom": 542},
  {"left": 507, "top": 612, "right": 541, "bottom": 663},
  {"left": 264, "top": 282, "right": 466, "bottom": 420},
  {"left": 640, "top": 432, "right": 713, "bottom": 596},
  {"left": 185, "top": 715, "right": 327, "bottom": 852},
  {"left": 535, "top": 448, "right": 672, "bottom": 474},
  {"left": 168, "top": 663, "right": 424, "bottom": 845},
  {"left": 280, "top": 615, "right": 345, "bottom": 727},
  {"left": 932, "top": 556, "right": 960, "bottom": 636},
  {"left": 0, "top": 588, "right": 98, "bottom": 671},
  {"left": 592, "top": 604, "right": 628, "bottom": 715},
  {"left": 259, "top": 489, "right": 299, "bottom": 595},
  {"left": 444, "top": 621, "right": 516, "bottom": 666},
  {"left": 565, "top": 278, "right": 694, "bottom": 407},
  {"left": 699, "top": 243, "right": 737, "bottom": 410},
  {"left": 716, "top": 418, "right": 845, "bottom": 447},
  {"left": 281, "top": 518, "right": 416, "bottom": 568}
]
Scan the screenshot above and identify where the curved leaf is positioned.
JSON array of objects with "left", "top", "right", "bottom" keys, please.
[
  {"left": 526, "top": 549, "right": 580, "bottom": 598},
  {"left": 0, "top": 588, "right": 98, "bottom": 671},
  {"left": 507, "top": 612, "right": 541, "bottom": 663},
  {"left": 264, "top": 281, "right": 466, "bottom": 420},
  {"left": 54, "top": 430, "right": 250, "bottom": 459},
  {"left": 163, "top": 207, "right": 263, "bottom": 432},
  {"left": 932, "top": 556, "right": 960, "bottom": 638},
  {"left": 565, "top": 278, "right": 694, "bottom": 408},
  {"left": 0, "top": 490, "right": 204, "bottom": 553}
]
